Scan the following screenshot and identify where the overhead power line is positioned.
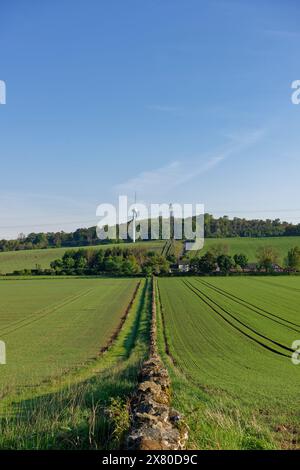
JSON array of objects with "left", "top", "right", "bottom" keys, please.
[
  {"left": 0, "top": 209, "right": 300, "bottom": 230},
  {"left": 0, "top": 219, "right": 97, "bottom": 230}
]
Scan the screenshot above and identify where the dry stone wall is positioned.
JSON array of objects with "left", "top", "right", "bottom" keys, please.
[{"left": 126, "top": 277, "right": 188, "bottom": 450}]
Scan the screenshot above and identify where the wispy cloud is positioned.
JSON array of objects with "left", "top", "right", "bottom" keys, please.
[{"left": 115, "top": 129, "right": 264, "bottom": 201}]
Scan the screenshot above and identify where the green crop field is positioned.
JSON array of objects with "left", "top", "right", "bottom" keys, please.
[
  {"left": 193, "top": 236, "right": 300, "bottom": 264},
  {"left": 0, "top": 240, "right": 164, "bottom": 274},
  {"left": 0, "top": 277, "right": 139, "bottom": 388},
  {"left": 1, "top": 273, "right": 300, "bottom": 450},
  {"left": 157, "top": 276, "right": 300, "bottom": 449},
  {"left": 0, "top": 277, "right": 151, "bottom": 449}
]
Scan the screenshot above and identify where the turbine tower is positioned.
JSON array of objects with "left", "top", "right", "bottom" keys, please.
[
  {"left": 169, "top": 203, "right": 174, "bottom": 240},
  {"left": 131, "top": 192, "right": 138, "bottom": 243}
]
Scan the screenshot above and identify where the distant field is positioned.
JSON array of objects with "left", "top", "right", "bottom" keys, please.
[
  {"left": 1, "top": 237, "right": 300, "bottom": 274},
  {"left": 194, "top": 236, "right": 300, "bottom": 264},
  {"left": 0, "top": 240, "right": 164, "bottom": 274},
  {"left": 157, "top": 276, "right": 300, "bottom": 449},
  {"left": 0, "top": 277, "right": 139, "bottom": 388}
]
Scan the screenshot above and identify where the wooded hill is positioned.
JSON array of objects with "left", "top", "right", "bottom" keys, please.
[{"left": 1, "top": 214, "right": 300, "bottom": 253}]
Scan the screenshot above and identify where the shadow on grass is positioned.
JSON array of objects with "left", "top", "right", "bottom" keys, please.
[{"left": 122, "top": 278, "right": 151, "bottom": 357}]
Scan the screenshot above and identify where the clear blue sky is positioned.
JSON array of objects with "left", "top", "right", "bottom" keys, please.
[{"left": 0, "top": 0, "right": 300, "bottom": 238}]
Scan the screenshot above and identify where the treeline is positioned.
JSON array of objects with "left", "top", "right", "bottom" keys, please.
[
  {"left": 0, "top": 227, "right": 99, "bottom": 252},
  {"left": 187, "top": 245, "right": 300, "bottom": 274},
  {"left": 203, "top": 214, "right": 300, "bottom": 238},
  {"left": 8, "top": 245, "right": 300, "bottom": 277},
  {"left": 1, "top": 214, "right": 300, "bottom": 253},
  {"left": 11, "top": 247, "right": 171, "bottom": 277}
]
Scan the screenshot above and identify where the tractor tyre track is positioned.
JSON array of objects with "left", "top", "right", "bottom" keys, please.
[
  {"left": 183, "top": 280, "right": 291, "bottom": 358},
  {"left": 195, "top": 278, "right": 300, "bottom": 333},
  {"left": 0, "top": 288, "right": 95, "bottom": 337}
]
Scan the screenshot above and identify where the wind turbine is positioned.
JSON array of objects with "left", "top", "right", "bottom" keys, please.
[
  {"left": 131, "top": 192, "right": 138, "bottom": 243},
  {"left": 169, "top": 203, "right": 174, "bottom": 240}
]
